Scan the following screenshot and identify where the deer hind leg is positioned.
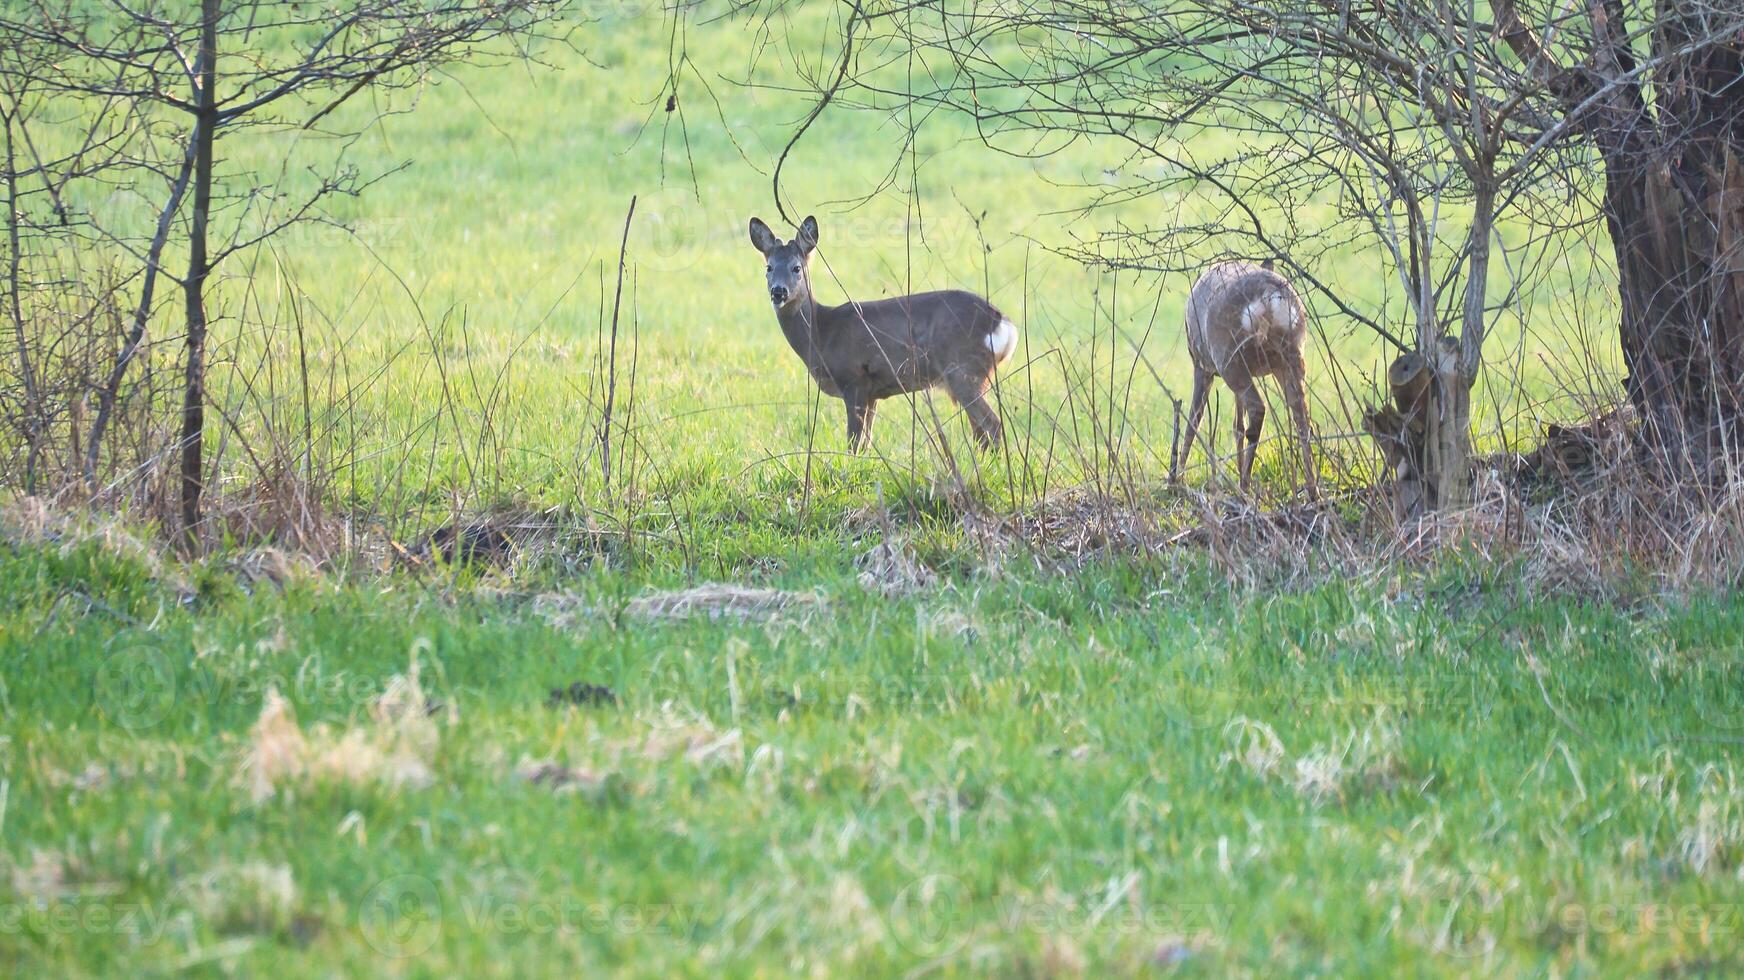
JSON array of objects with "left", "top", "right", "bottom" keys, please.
[
  {"left": 1175, "top": 365, "right": 1213, "bottom": 484},
  {"left": 1234, "top": 382, "right": 1265, "bottom": 493},
  {"left": 947, "top": 372, "right": 1003, "bottom": 449},
  {"left": 1279, "top": 360, "right": 1319, "bottom": 499}
]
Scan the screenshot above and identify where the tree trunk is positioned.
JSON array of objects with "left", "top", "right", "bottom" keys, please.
[
  {"left": 1497, "top": 0, "right": 1744, "bottom": 469},
  {"left": 1366, "top": 179, "right": 1490, "bottom": 522},
  {"left": 179, "top": 0, "right": 217, "bottom": 552},
  {"left": 1563, "top": 2, "right": 1742, "bottom": 467},
  {"left": 1622, "top": 2, "right": 1744, "bottom": 462},
  {"left": 86, "top": 126, "right": 198, "bottom": 492},
  {"left": 1606, "top": 139, "right": 1744, "bottom": 467},
  {"left": 3, "top": 106, "right": 42, "bottom": 493}
]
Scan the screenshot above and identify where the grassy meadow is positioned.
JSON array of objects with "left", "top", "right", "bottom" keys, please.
[
  {"left": 8, "top": 528, "right": 1744, "bottom": 976},
  {"left": 5, "top": 3, "right": 1737, "bottom": 978},
  {"left": 137, "top": 0, "right": 1618, "bottom": 543}
]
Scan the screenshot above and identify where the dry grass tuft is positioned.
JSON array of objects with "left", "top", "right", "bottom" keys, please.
[
  {"left": 11, "top": 393, "right": 1744, "bottom": 605},
  {"left": 0, "top": 494, "right": 57, "bottom": 541},
  {"left": 976, "top": 404, "right": 1744, "bottom": 599},
  {"left": 51, "top": 763, "right": 114, "bottom": 794},
  {"left": 237, "top": 657, "right": 441, "bottom": 802},
  {"left": 515, "top": 758, "right": 607, "bottom": 794},
  {"left": 240, "top": 691, "right": 306, "bottom": 803},
  {"left": 207, "top": 460, "right": 348, "bottom": 559},
  {"left": 631, "top": 707, "right": 747, "bottom": 768},
  {"left": 1007, "top": 489, "right": 1170, "bottom": 560},
  {"left": 9, "top": 849, "right": 72, "bottom": 902},
  {"left": 991, "top": 485, "right": 1376, "bottom": 594},
  {"left": 1633, "top": 758, "right": 1744, "bottom": 878},
  {"left": 1222, "top": 714, "right": 1402, "bottom": 804},
  {"left": 529, "top": 590, "right": 595, "bottom": 631},
  {"left": 1401, "top": 443, "right": 1744, "bottom": 595},
  {"left": 1374, "top": 823, "right": 1514, "bottom": 958},
  {"left": 1039, "top": 934, "right": 1088, "bottom": 977},
  {"left": 624, "top": 583, "right": 824, "bottom": 622},
  {"left": 1290, "top": 716, "right": 1403, "bottom": 803},
  {"left": 1, "top": 493, "right": 183, "bottom": 587},
  {"left": 186, "top": 860, "right": 299, "bottom": 933},
  {"left": 6, "top": 848, "right": 121, "bottom": 902},
  {"left": 1221, "top": 717, "right": 1287, "bottom": 778},
  {"left": 228, "top": 546, "right": 319, "bottom": 590},
  {"left": 856, "top": 537, "right": 938, "bottom": 596},
  {"left": 1677, "top": 786, "right": 1742, "bottom": 878}
]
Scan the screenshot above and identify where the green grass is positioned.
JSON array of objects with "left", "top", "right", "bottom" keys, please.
[
  {"left": 5, "top": 5, "right": 1723, "bottom": 977},
  {"left": 4, "top": 536, "right": 1744, "bottom": 976}
]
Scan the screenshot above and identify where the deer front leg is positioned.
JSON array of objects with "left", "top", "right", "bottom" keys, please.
[
  {"left": 844, "top": 393, "right": 875, "bottom": 453},
  {"left": 1174, "top": 366, "right": 1213, "bottom": 484}
]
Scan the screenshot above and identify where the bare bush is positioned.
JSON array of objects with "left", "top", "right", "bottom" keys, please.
[{"left": 0, "top": 0, "right": 569, "bottom": 549}]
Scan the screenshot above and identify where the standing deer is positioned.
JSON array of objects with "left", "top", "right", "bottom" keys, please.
[
  {"left": 1174, "top": 260, "right": 1319, "bottom": 498},
  {"left": 748, "top": 215, "right": 1018, "bottom": 451}
]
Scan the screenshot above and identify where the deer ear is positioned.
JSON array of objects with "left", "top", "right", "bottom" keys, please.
[
  {"left": 797, "top": 215, "right": 819, "bottom": 254},
  {"left": 748, "top": 217, "right": 779, "bottom": 255}
]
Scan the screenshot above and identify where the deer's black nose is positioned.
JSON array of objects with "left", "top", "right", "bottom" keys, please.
[{"left": 769, "top": 286, "right": 788, "bottom": 304}]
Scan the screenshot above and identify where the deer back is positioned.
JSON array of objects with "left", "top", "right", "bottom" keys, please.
[{"left": 809, "top": 289, "right": 1007, "bottom": 398}]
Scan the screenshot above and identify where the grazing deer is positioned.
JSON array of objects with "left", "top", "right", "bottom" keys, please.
[
  {"left": 1174, "top": 260, "right": 1319, "bottom": 498},
  {"left": 748, "top": 215, "right": 1018, "bottom": 451}
]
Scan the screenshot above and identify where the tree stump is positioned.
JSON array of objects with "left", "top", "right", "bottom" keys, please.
[{"left": 1364, "top": 336, "right": 1469, "bottom": 523}]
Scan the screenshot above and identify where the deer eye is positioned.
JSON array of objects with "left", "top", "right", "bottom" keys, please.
[{"left": 791, "top": 265, "right": 801, "bottom": 273}]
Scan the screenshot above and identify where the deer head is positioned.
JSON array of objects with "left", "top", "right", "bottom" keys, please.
[{"left": 748, "top": 215, "right": 819, "bottom": 311}]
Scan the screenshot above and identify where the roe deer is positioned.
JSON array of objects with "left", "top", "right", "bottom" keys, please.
[
  {"left": 748, "top": 215, "right": 1018, "bottom": 451},
  {"left": 1174, "top": 260, "right": 1318, "bottom": 498}
]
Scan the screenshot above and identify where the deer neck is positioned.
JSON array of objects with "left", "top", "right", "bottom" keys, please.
[{"left": 774, "top": 294, "right": 833, "bottom": 364}]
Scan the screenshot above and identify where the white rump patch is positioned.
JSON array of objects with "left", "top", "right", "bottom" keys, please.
[
  {"left": 986, "top": 318, "right": 1018, "bottom": 363},
  {"left": 1240, "top": 300, "right": 1266, "bottom": 340},
  {"left": 1241, "top": 293, "right": 1298, "bottom": 339},
  {"left": 1269, "top": 293, "right": 1298, "bottom": 331}
]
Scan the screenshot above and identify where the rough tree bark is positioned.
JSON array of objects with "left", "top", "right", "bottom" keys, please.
[
  {"left": 1604, "top": 34, "right": 1744, "bottom": 464},
  {"left": 1500, "top": 0, "right": 1744, "bottom": 469},
  {"left": 1364, "top": 337, "right": 1468, "bottom": 522}
]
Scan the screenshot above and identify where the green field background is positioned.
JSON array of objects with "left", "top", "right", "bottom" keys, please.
[{"left": 47, "top": 2, "right": 1622, "bottom": 531}]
